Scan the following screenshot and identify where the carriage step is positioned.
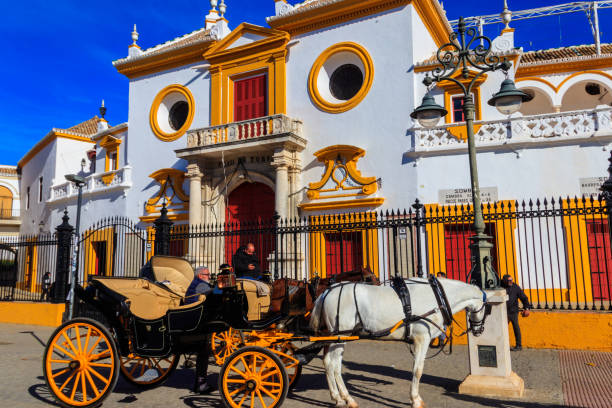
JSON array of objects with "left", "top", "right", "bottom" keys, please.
[{"left": 293, "top": 343, "right": 324, "bottom": 365}]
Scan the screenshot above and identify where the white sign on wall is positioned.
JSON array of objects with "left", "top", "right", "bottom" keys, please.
[
  {"left": 438, "top": 187, "right": 499, "bottom": 205},
  {"left": 579, "top": 177, "right": 607, "bottom": 197}
]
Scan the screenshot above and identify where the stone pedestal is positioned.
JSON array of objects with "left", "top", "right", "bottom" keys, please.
[{"left": 459, "top": 288, "right": 525, "bottom": 398}]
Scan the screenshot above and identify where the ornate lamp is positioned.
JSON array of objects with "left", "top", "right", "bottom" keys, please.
[
  {"left": 488, "top": 79, "right": 533, "bottom": 115},
  {"left": 411, "top": 94, "right": 448, "bottom": 128}
]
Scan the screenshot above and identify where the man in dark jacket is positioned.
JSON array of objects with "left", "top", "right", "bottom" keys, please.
[
  {"left": 502, "top": 274, "right": 531, "bottom": 351},
  {"left": 185, "top": 266, "right": 214, "bottom": 394},
  {"left": 233, "top": 243, "right": 262, "bottom": 280}
]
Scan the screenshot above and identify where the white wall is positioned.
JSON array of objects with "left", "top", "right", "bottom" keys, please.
[
  {"left": 124, "top": 62, "right": 211, "bottom": 221},
  {"left": 286, "top": 4, "right": 437, "bottom": 210},
  {"left": 19, "top": 142, "right": 56, "bottom": 235}
]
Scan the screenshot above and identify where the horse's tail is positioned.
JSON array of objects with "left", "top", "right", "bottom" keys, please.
[{"left": 309, "top": 289, "right": 328, "bottom": 334}]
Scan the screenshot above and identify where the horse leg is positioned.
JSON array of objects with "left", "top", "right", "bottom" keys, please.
[
  {"left": 329, "top": 343, "right": 358, "bottom": 408},
  {"left": 323, "top": 344, "right": 346, "bottom": 407},
  {"left": 410, "top": 333, "right": 430, "bottom": 408}
]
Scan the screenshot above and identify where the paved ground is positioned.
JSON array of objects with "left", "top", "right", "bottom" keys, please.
[{"left": 1, "top": 322, "right": 605, "bottom": 408}]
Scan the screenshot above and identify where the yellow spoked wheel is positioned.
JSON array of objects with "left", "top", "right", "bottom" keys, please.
[
  {"left": 43, "top": 318, "right": 119, "bottom": 408},
  {"left": 219, "top": 346, "right": 288, "bottom": 408},
  {"left": 271, "top": 342, "right": 302, "bottom": 389},
  {"left": 119, "top": 354, "right": 179, "bottom": 388},
  {"left": 212, "top": 328, "right": 243, "bottom": 365}
]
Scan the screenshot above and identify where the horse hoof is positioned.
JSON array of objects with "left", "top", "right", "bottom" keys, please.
[
  {"left": 412, "top": 401, "right": 425, "bottom": 408},
  {"left": 347, "top": 401, "right": 359, "bottom": 408},
  {"left": 335, "top": 403, "right": 347, "bottom": 408}
]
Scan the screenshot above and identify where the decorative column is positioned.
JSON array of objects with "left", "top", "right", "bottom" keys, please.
[
  {"left": 54, "top": 210, "right": 73, "bottom": 304},
  {"left": 272, "top": 148, "right": 291, "bottom": 220},
  {"left": 187, "top": 162, "right": 203, "bottom": 228}
]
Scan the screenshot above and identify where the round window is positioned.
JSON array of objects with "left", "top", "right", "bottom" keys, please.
[
  {"left": 149, "top": 84, "right": 195, "bottom": 141},
  {"left": 308, "top": 42, "right": 374, "bottom": 114},
  {"left": 329, "top": 64, "right": 364, "bottom": 101},
  {"left": 169, "top": 101, "right": 189, "bottom": 131}
]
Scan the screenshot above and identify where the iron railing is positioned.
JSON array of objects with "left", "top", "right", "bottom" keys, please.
[{"left": 0, "top": 195, "right": 609, "bottom": 311}]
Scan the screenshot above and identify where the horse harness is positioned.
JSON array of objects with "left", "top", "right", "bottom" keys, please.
[{"left": 323, "top": 275, "right": 454, "bottom": 343}]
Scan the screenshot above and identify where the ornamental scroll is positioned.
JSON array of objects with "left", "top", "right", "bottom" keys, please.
[
  {"left": 145, "top": 169, "right": 189, "bottom": 215},
  {"left": 307, "top": 145, "right": 378, "bottom": 200}
]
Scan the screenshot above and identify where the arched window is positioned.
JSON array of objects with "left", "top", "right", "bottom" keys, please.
[{"left": 0, "top": 185, "right": 13, "bottom": 219}]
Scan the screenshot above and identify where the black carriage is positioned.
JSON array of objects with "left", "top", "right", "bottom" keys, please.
[{"left": 42, "top": 256, "right": 294, "bottom": 408}]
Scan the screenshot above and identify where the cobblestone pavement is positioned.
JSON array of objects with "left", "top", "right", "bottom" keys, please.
[{"left": 1, "top": 323, "right": 571, "bottom": 408}]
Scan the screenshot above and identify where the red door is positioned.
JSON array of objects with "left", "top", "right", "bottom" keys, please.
[
  {"left": 444, "top": 223, "right": 497, "bottom": 282},
  {"left": 225, "top": 182, "right": 275, "bottom": 270},
  {"left": 325, "top": 232, "right": 363, "bottom": 276},
  {"left": 234, "top": 75, "right": 267, "bottom": 138},
  {"left": 587, "top": 221, "right": 612, "bottom": 300},
  {"left": 92, "top": 241, "right": 107, "bottom": 276}
]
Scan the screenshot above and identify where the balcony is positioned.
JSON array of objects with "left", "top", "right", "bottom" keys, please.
[
  {"left": 176, "top": 114, "right": 306, "bottom": 160},
  {"left": 48, "top": 166, "right": 132, "bottom": 203},
  {"left": 0, "top": 208, "right": 21, "bottom": 228},
  {"left": 407, "top": 106, "right": 612, "bottom": 158}
]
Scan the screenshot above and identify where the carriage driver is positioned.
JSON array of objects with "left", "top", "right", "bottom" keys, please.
[{"left": 185, "top": 266, "right": 215, "bottom": 394}]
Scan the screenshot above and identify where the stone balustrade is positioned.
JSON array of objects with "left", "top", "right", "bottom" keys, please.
[
  {"left": 410, "top": 106, "right": 612, "bottom": 156},
  {"left": 187, "top": 114, "right": 303, "bottom": 148},
  {"left": 48, "top": 166, "right": 132, "bottom": 202}
]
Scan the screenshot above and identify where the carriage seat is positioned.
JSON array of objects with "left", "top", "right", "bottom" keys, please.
[
  {"left": 149, "top": 256, "right": 195, "bottom": 298},
  {"left": 237, "top": 279, "right": 271, "bottom": 320},
  {"left": 92, "top": 277, "right": 184, "bottom": 320}
]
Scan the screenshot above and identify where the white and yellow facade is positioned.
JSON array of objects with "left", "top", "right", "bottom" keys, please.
[{"left": 15, "top": 1, "right": 612, "bottom": 301}]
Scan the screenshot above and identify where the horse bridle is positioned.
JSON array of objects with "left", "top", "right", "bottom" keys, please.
[{"left": 467, "top": 290, "right": 492, "bottom": 336}]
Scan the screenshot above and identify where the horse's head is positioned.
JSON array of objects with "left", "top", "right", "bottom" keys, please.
[{"left": 467, "top": 289, "right": 491, "bottom": 337}]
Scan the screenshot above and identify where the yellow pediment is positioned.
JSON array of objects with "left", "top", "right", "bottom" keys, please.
[{"left": 204, "top": 23, "right": 289, "bottom": 64}]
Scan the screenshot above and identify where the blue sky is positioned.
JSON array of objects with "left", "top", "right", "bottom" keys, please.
[{"left": 0, "top": 0, "right": 610, "bottom": 165}]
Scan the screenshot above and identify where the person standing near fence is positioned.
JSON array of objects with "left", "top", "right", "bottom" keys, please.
[
  {"left": 40, "top": 272, "right": 51, "bottom": 301},
  {"left": 502, "top": 274, "right": 531, "bottom": 351}
]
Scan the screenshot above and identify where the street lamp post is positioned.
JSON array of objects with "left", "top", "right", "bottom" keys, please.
[
  {"left": 412, "top": 17, "right": 533, "bottom": 397},
  {"left": 65, "top": 174, "right": 86, "bottom": 320},
  {"left": 412, "top": 17, "right": 532, "bottom": 289}
]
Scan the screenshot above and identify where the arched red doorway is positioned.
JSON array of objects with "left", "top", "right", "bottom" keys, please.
[{"left": 225, "top": 182, "right": 275, "bottom": 270}]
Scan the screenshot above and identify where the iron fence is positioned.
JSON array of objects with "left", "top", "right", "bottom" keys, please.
[
  {"left": 0, "top": 233, "right": 58, "bottom": 302},
  {"left": 0, "top": 196, "right": 609, "bottom": 312}
]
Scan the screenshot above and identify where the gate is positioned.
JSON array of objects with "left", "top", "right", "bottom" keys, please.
[
  {"left": 77, "top": 217, "right": 149, "bottom": 285},
  {"left": 0, "top": 243, "right": 17, "bottom": 300}
]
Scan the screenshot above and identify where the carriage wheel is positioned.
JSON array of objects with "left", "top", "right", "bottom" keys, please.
[
  {"left": 212, "top": 328, "right": 242, "bottom": 365},
  {"left": 219, "top": 346, "right": 288, "bottom": 408},
  {"left": 119, "top": 354, "right": 179, "bottom": 388},
  {"left": 271, "top": 342, "right": 302, "bottom": 389},
  {"left": 43, "top": 318, "right": 119, "bottom": 408}
]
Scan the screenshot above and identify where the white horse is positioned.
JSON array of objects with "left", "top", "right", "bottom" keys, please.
[{"left": 310, "top": 278, "right": 488, "bottom": 408}]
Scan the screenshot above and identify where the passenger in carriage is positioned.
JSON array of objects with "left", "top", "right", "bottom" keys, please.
[
  {"left": 233, "top": 243, "right": 263, "bottom": 280},
  {"left": 185, "top": 266, "right": 215, "bottom": 394}
]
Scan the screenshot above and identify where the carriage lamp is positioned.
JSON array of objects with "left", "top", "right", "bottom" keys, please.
[
  {"left": 411, "top": 94, "right": 448, "bottom": 128},
  {"left": 487, "top": 79, "right": 533, "bottom": 115}
]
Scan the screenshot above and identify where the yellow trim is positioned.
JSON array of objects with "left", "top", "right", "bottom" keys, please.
[
  {"left": 139, "top": 212, "right": 189, "bottom": 223},
  {"left": 560, "top": 197, "right": 608, "bottom": 305},
  {"left": 144, "top": 168, "right": 189, "bottom": 215},
  {"left": 83, "top": 227, "right": 115, "bottom": 277},
  {"left": 149, "top": 84, "right": 195, "bottom": 142},
  {"left": 299, "top": 197, "right": 384, "bottom": 211},
  {"left": 307, "top": 145, "right": 378, "bottom": 199},
  {"left": 23, "top": 242, "right": 38, "bottom": 293},
  {"left": 115, "top": 41, "right": 214, "bottom": 79},
  {"left": 308, "top": 42, "right": 374, "bottom": 114},
  {"left": 516, "top": 70, "right": 612, "bottom": 93},
  {"left": 308, "top": 212, "right": 379, "bottom": 278},
  {"left": 18, "top": 131, "right": 95, "bottom": 169},
  {"left": 516, "top": 56, "right": 612, "bottom": 77},
  {"left": 99, "top": 136, "right": 122, "bottom": 184},
  {"left": 501, "top": 27, "right": 515, "bottom": 34},
  {"left": 204, "top": 23, "right": 289, "bottom": 126},
  {"left": 0, "top": 302, "right": 65, "bottom": 327},
  {"left": 424, "top": 201, "right": 517, "bottom": 277},
  {"left": 451, "top": 310, "right": 612, "bottom": 352},
  {"left": 269, "top": 0, "right": 450, "bottom": 47}
]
